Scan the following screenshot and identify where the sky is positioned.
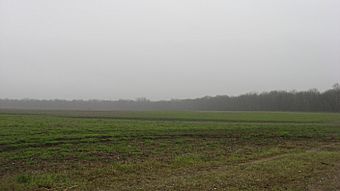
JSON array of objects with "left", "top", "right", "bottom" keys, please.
[{"left": 1, "top": 0, "right": 340, "bottom": 100}]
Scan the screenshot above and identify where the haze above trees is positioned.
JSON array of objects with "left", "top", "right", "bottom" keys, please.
[{"left": 1, "top": 84, "right": 339, "bottom": 112}]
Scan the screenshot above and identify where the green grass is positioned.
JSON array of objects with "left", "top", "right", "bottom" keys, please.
[{"left": 0, "top": 110, "right": 340, "bottom": 190}]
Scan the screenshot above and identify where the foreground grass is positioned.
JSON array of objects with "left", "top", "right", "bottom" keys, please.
[{"left": 0, "top": 111, "right": 340, "bottom": 190}]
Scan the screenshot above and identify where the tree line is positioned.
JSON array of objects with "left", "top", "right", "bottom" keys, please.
[{"left": 1, "top": 84, "right": 339, "bottom": 112}]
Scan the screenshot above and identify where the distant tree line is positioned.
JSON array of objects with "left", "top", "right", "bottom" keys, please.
[{"left": 1, "top": 84, "right": 339, "bottom": 112}]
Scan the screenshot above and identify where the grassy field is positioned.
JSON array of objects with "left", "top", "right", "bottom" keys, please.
[{"left": 1, "top": 110, "right": 340, "bottom": 190}]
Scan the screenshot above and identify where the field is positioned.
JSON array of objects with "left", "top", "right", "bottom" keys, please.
[{"left": 1, "top": 110, "right": 340, "bottom": 190}]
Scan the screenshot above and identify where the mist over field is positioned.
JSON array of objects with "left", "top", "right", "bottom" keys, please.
[
  {"left": 2, "top": 1, "right": 340, "bottom": 190},
  {"left": 1, "top": 86, "right": 340, "bottom": 112}
]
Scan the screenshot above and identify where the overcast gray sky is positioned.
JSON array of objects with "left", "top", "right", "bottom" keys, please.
[{"left": 1, "top": 0, "right": 339, "bottom": 100}]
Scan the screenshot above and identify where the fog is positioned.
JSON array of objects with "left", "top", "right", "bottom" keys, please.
[{"left": 1, "top": 0, "right": 340, "bottom": 100}]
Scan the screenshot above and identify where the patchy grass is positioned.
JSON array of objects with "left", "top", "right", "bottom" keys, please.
[{"left": 0, "top": 111, "right": 340, "bottom": 190}]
